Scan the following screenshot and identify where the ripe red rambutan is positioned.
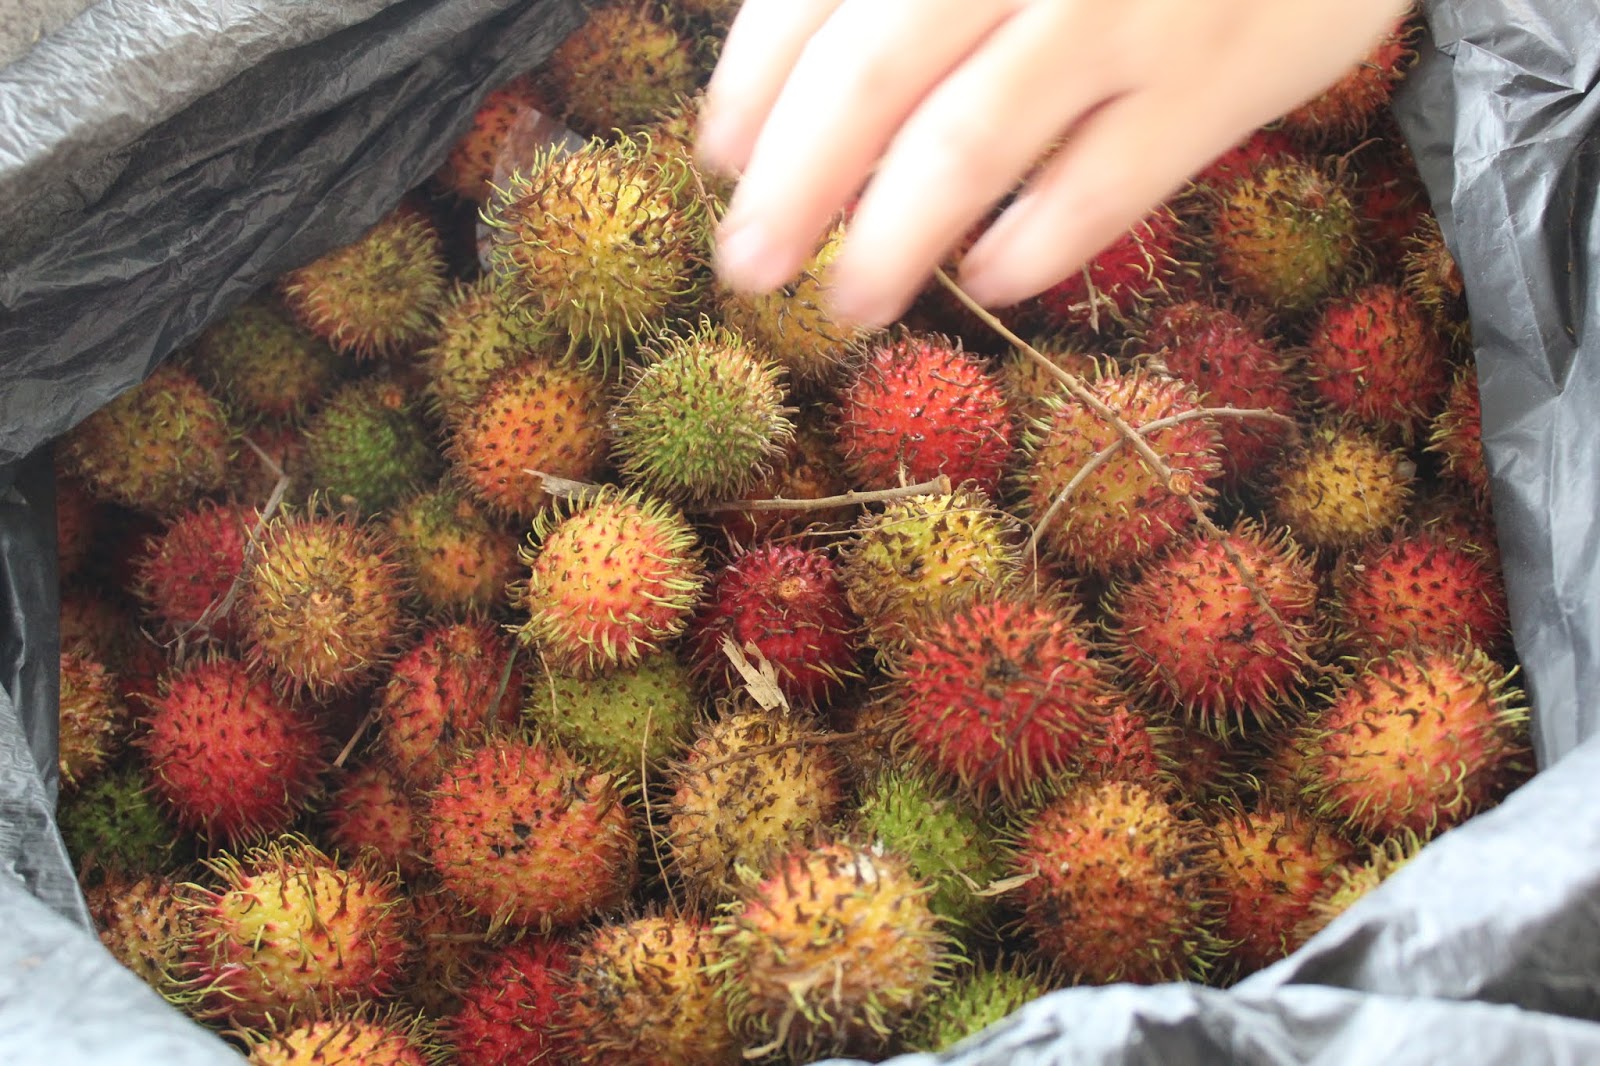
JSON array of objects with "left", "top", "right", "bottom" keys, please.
[
  {"left": 1035, "top": 205, "right": 1185, "bottom": 330},
  {"left": 132, "top": 499, "right": 255, "bottom": 643},
  {"left": 447, "top": 939, "right": 574, "bottom": 1066},
  {"left": 1304, "top": 283, "right": 1451, "bottom": 439},
  {"left": 1333, "top": 525, "right": 1510, "bottom": 657}
]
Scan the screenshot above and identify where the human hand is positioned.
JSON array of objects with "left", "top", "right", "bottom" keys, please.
[{"left": 696, "top": 0, "right": 1412, "bottom": 326}]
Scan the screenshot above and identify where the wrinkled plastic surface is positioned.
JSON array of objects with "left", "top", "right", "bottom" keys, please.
[{"left": 1, "top": 0, "right": 1598, "bottom": 1063}]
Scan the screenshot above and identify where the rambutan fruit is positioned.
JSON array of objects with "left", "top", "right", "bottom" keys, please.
[
  {"left": 54, "top": 473, "right": 98, "bottom": 581},
  {"left": 688, "top": 543, "right": 861, "bottom": 709},
  {"left": 610, "top": 320, "right": 796, "bottom": 503},
  {"left": 1191, "top": 128, "right": 1300, "bottom": 192},
  {"left": 1277, "top": 17, "right": 1418, "bottom": 141},
  {"left": 239, "top": 508, "right": 411, "bottom": 696},
  {"left": 58, "top": 586, "right": 164, "bottom": 708},
  {"left": 718, "top": 222, "right": 867, "bottom": 386},
  {"left": 1404, "top": 213, "right": 1471, "bottom": 347},
  {"left": 1428, "top": 363, "right": 1490, "bottom": 501},
  {"left": 999, "top": 339, "right": 1107, "bottom": 431},
  {"left": 713, "top": 840, "right": 955, "bottom": 1060},
  {"left": 325, "top": 761, "right": 425, "bottom": 880},
  {"left": 184, "top": 836, "right": 411, "bottom": 1026},
  {"left": 1014, "top": 778, "right": 1223, "bottom": 984},
  {"left": 423, "top": 736, "right": 638, "bottom": 929},
  {"left": 435, "top": 75, "right": 549, "bottom": 204},
  {"left": 188, "top": 296, "right": 342, "bottom": 423},
  {"left": 59, "top": 364, "right": 233, "bottom": 515},
  {"left": 1332, "top": 525, "right": 1510, "bottom": 657},
  {"left": 1267, "top": 421, "right": 1415, "bottom": 551},
  {"left": 421, "top": 277, "right": 558, "bottom": 425},
  {"left": 139, "top": 656, "right": 326, "bottom": 843},
  {"left": 131, "top": 499, "right": 254, "bottom": 644},
  {"left": 836, "top": 332, "right": 1015, "bottom": 496},
  {"left": 1022, "top": 368, "right": 1224, "bottom": 574},
  {"left": 904, "top": 957, "right": 1053, "bottom": 1053},
  {"left": 280, "top": 204, "right": 449, "bottom": 360},
  {"left": 838, "top": 488, "right": 1022, "bottom": 655},
  {"left": 663, "top": 702, "right": 847, "bottom": 900},
  {"left": 485, "top": 134, "right": 704, "bottom": 369},
  {"left": 403, "top": 890, "right": 496, "bottom": 1019},
  {"left": 558, "top": 913, "right": 740, "bottom": 1066},
  {"left": 856, "top": 765, "right": 1010, "bottom": 929},
  {"left": 514, "top": 486, "right": 703, "bottom": 677},
  {"left": 1289, "top": 831, "right": 1422, "bottom": 948},
  {"left": 1211, "top": 804, "right": 1355, "bottom": 976},
  {"left": 1035, "top": 205, "right": 1185, "bottom": 330},
  {"left": 1141, "top": 300, "right": 1296, "bottom": 487},
  {"left": 303, "top": 376, "right": 442, "bottom": 515},
  {"left": 57, "top": 648, "right": 126, "bottom": 790},
  {"left": 896, "top": 596, "right": 1116, "bottom": 802},
  {"left": 1212, "top": 160, "right": 1361, "bottom": 313},
  {"left": 1303, "top": 283, "right": 1451, "bottom": 438},
  {"left": 1351, "top": 137, "right": 1431, "bottom": 261},
  {"left": 388, "top": 486, "right": 520, "bottom": 617},
  {"left": 376, "top": 621, "right": 524, "bottom": 787},
  {"left": 523, "top": 652, "right": 699, "bottom": 776},
  {"left": 1080, "top": 699, "right": 1175, "bottom": 789},
  {"left": 446, "top": 357, "right": 611, "bottom": 522},
  {"left": 233, "top": 421, "right": 309, "bottom": 506},
  {"left": 708, "top": 413, "right": 855, "bottom": 545},
  {"left": 244, "top": 1014, "right": 438, "bottom": 1066},
  {"left": 541, "top": 2, "right": 698, "bottom": 136},
  {"left": 1103, "top": 523, "right": 1321, "bottom": 736},
  {"left": 86, "top": 873, "right": 190, "bottom": 998},
  {"left": 58, "top": 763, "right": 178, "bottom": 876},
  {"left": 446, "top": 938, "right": 572, "bottom": 1066},
  {"left": 1301, "top": 646, "right": 1530, "bottom": 839}
]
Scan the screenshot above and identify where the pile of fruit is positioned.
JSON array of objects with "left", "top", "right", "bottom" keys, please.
[{"left": 52, "top": 3, "right": 1531, "bottom": 1064}]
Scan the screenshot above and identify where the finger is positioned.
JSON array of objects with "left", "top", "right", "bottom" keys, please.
[
  {"left": 821, "top": 1, "right": 1132, "bottom": 327},
  {"left": 698, "top": 0, "right": 845, "bottom": 175},
  {"left": 713, "top": 0, "right": 1016, "bottom": 294}
]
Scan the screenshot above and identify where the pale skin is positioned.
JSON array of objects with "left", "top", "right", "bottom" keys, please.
[{"left": 697, "top": 0, "right": 1414, "bottom": 326}]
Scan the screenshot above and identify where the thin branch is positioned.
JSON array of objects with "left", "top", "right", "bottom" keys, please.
[
  {"left": 333, "top": 710, "right": 375, "bottom": 769},
  {"left": 686, "top": 726, "right": 888, "bottom": 778},
  {"left": 698, "top": 475, "right": 952, "bottom": 514}
]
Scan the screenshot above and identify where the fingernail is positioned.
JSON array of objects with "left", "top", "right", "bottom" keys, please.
[
  {"left": 696, "top": 111, "right": 737, "bottom": 174},
  {"left": 715, "top": 220, "right": 789, "bottom": 293},
  {"left": 822, "top": 278, "right": 897, "bottom": 328}
]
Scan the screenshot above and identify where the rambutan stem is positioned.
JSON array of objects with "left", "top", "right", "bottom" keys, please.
[
  {"left": 685, "top": 727, "right": 883, "bottom": 778},
  {"left": 698, "top": 475, "right": 952, "bottom": 513},
  {"left": 333, "top": 709, "right": 375, "bottom": 769}
]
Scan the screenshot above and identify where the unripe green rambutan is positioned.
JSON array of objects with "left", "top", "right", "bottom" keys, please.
[
  {"left": 903, "top": 958, "right": 1054, "bottom": 1053},
  {"left": 1289, "top": 831, "right": 1422, "bottom": 950},
  {"left": 663, "top": 702, "right": 847, "bottom": 901},
  {"left": 58, "top": 648, "right": 126, "bottom": 790},
  {"left": 132, "top": 499, "right": 254, "bottom": 644},
  {"left": 59, "top": 364, "right": 233, "bottom": 515},
  {"left": 542, "top": 3, "right": 699, "bottom": 136},
  {"left": 183, "top": 836, "right": 412, "bottom": 1026},
  {"left": 486, "top": 135, "right": 705, "bottom": 369},
  {"left": 523, "top": 652, "right": 699, "bottom": 776},
  {"left": 447, "top": 357, "right": 611, "bottom": 522},
  {"left": 1022, "top": 368, "right": 1223, "bottom": 575},
  {"left": 718, "top": 223, "right": 869, "bottom": 385},
  {"left": 1014, "top": 778, "right": 1224, "bottom": 984},
  {"left": 838, "top": 488, "right": 1022, "bottom": 656},
  {"left": 714, "top": 840, "right": 956, "bottom": 1060},
  {"left": 515, "top": 486, "right": 704, "bottom": 677},
  {"left": 856, "top": 765, "right": 1010, "bottom": 929},
  {"left": 1268, "top": 421, "right": 1415, "bottom": 552},
  {"left": 611, "top": 320, "right": 795, "bottom": 502},
  {"left": 1300, "top": 646, "right": 1530, "bottom": 838},
  {"left": 388, "top": 486, "right": 520, "bottom": 617},
  {"left": 423, "top": 736, "right": 638, "bottom": 930},
  {"left": 1212, "top": 160, "right": 1361, "bottom": 313},
  {"left": 303, "top": 377, "right": 441, "bottom": 516},
  {"left": 280, "top": 204, "right": 449, "bottom": 360},
  {"left": 59, "top": 763, "right": 178, "bottom": 876},
  {"left": 324, "top": 761, "right": 426, "bottom": 881},
  {"left": 558, "top": 913, "right": 741, "bottom": 1066},
  {"left": 85, "top": 873, "right": 191, "bottom": 998},
  {"left": 422, "top": 278, "right": 558, "bottom": 425},
  {"left": 239, "top": 509, "right": 412, "bottom": 696},
  {"left": 189, "top": 296, "right": 343, "bottom": 422}
]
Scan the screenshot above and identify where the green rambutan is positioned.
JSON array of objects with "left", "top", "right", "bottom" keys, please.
[
  {"left": 244, "top": 1013, "right": 439, "bottom": 1066},
  {"left": 59, "top": 364, "right": 233, "bottom": 515},
  {"left": 1267, "top": 421, "right": 1415, "bottom": 551},
  {"left": 1332, "top": 525, "right": 1510, "bottom": 657},
  {"left": 57, "top": 648, "right": 126, "bottom": 791},
  {"left": 541, "top": 2, "right": 699, "bottom": 136},
  {"left": 713, "top": 840, "right": 956, "bottom": 1060},
  {"left": 303, "top": 376, "right": 442, "bottom": 516},
  {"left": 522, "top": 652, "right": 699, "bottom": 776},
  {"left": 836, "top": 332, "right": 1016, "bottom": 496},
  {"left": 610, "top": 319, "right": 795, "bottom": 502},
  {"left": 131, "top": 499, "right": 254, "bottom": 644},
  {"left": 445, "top": 938, "right": 572, "bottom": 1066},
  {"left": 423, "top": 736, "right": 638, "bottom": 929},
  {"left": 446, "top": 357, "right": 611, "bottom": 522},
  {"left": 1103, "top": 523, "right": 1320, "bottom": 736},
  {"left": 1014, "top": 778, "right": 1223, "bottom": 984},
  {"left": 1301, "top": 646, "right": 1530, "bottom": 839},
  {"left": 435, "top": 75, "right": 549, "bottom": 204},
  {"left": 388, "top": 485, "right": 521, "bottom": 617},
  {"left": 1211, "top": 160, "right": 1361, "bottom": 313},
  {"left": 280, "top": 203, "right": 449, "bottom": 360},
  {"left": 58, "top": 763, "right": 178, "bottom": 876},
  {"left": 1022, "top": 368, "right": 1224, "bottom": 574},
  {"left": 514, "top": 486, "right": 704, "bottom": 677},
  {"left": 188, "top": 296, "right": 342, "bottom": 423},
  {"left": 998, "top": 339, "right": 1107, "bottom": 431},
  {"left": 903, "top": 957, "right": 1054, "bottom": 1053},
  {"left": 139, "top": 656, "right": 326, "bottom": 843},
  {"left": 558, "top": 913, "right": 741, "bottom": 1066},
  {"left": 421, "top": 277, "right": 558, "bottom": 425},
  {"left": 485, "top": 134, "right": 704, "bottom": 369},
  {"left": 239, "top": 508, "right": 412, "bottom": 696},
  {"left": 1303, "top": 283, "right": 1451, "bottom": 438}
]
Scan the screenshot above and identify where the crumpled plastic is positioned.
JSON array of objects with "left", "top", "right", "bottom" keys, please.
[{"left": 0, "top": 0, "right": 1596, "bottom": 1062}]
